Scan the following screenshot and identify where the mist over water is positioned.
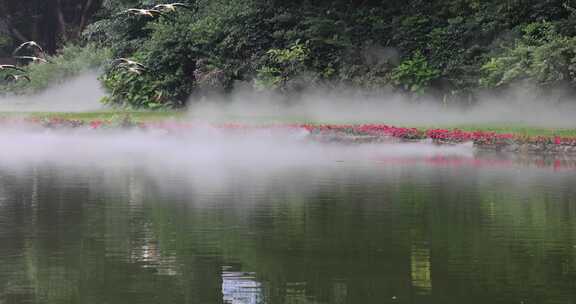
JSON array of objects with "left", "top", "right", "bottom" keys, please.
[
  {"left": 0, "top": 71, "right": 104, "bottom": 112},
  {"left": 0, "top": 127, "right": 473, "bottom": 168}
]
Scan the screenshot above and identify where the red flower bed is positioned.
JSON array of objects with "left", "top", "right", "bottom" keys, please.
[{"left": 1, "top": 117, "right": 575, "bottom": 151}]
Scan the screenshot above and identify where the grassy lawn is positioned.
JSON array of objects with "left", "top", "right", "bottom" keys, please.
[
  {"left": 1, "top": 111, "right": 575, "bottom": 137},
  {"left": 437, "top": 125, "right": 576, "bottom": 137}
]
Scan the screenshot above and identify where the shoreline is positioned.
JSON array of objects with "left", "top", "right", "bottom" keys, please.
[{"left": 0, "top": 115, "right": 575, "bottom": 155}]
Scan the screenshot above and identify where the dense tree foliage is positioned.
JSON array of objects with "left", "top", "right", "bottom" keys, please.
[{"left": 3, "top": 0, "right": 576, "bottom": 108}]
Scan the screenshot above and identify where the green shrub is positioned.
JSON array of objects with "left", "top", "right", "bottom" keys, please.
[
  {"left": 391, "top": 51, "right": 440, "bottom": 95},
  {"left": 255, "top": 42, "right": 310, "bottom": 91}
]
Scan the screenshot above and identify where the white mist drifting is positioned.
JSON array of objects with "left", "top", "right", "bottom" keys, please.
[
  {"left": 0, "top": 71, "right": 105, "bottom": 112},
  {"left": 0, "top": 126, "right": 476, "bottom": 197},
  {"left": 0, "top": 127, "right": 473, "bottom": 168},
  {"left": 0, "top": 70, "right": 571, "bottom": 180},
  {"left": 186, "top": 86, "right": 576, "bottom": 128}
]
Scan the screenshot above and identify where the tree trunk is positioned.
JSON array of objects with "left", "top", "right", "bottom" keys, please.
[
  {"left": 56, "top": 0, "right": 68, "bottom": 41},
  {"left": 0, "top": 0, "right": 103, "bottom": 55},
  {"left": 79, "top": 0, "right": 95, "bottom": 33}
]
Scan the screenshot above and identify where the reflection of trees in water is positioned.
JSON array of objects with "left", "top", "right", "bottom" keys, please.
[
  {"left": 0, "top": 166, "right": 222, "bottom": 304},
  {"left": 410, "top": 240, "right": 432, "bottom": 294},
  {"left": 0, "top": 164, "right": 575, "bottom": 303},
  {"left": 151, "top": 168, "right": 576, "bottom": 303},
  {"left": 146, "top": 171, "right": 419, "bottom": 303}
]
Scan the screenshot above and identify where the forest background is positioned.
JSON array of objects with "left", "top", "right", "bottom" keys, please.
[{"left": 1, "top": 0, "right": 576, "bottom": 109}]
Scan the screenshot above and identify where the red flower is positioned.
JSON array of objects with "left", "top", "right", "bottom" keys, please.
[{"left": 554, "top": 136, "right": 562, "bottom": 145}]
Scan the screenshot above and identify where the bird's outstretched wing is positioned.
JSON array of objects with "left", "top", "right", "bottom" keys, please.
[
  {"left": 120, "top": 65, "right": 145, "bottom": 75},
  {"left": 111, "top": 58, "right": 129, "bottom": 65},
  {"left": 112, "top": 58, "right": 146, "bottom": 69},
  {"left": 32, "top": 42, "right": 44, "bottom": 54},
  {"left": 152, "top": 4, "right": 168, "bottom": 10},
  {"left": 117, "top": 62, "right": 148, "bottom": 70},
  {"left": 116, "top": 8, "right": 146, "bottom": 18},
  {"left": 4, "top": 74, "right": 16, "bottom": 81},
  {"left": 0, "top": 65, "right": 26, "bottom": 73},
  {"left": 173, "top": 3, "right": 196, "bottom": 10},
  {"left": 12, "top": 45, "right": 25, "bottom": 55},
  {"left": 149, "top": 9, "right": 171, "bottom": 18},
  {"left": 154, "top": 3, "right": 196, "bottom": 12},
  {"left": 15, "top": 56, "right": 50, "bottom": 64},
  {"left": 128, "top": 68, "right": 144, "bottom": 75},
  {"left": 13, "top": 41, "right": 44, "bottom": 55},
  {"left": 5, "top": 74, "right": 31, "bottom": 82},
  {"left": 129, "top": 62, "right": 147, "bottom": 69},
  {"left": 125, "top": 8, "right": 144, "bottom": 14}
]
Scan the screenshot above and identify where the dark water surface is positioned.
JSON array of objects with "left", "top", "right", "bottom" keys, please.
[{"left": 0, "top": 148, "right": 576, "bottom": 304}]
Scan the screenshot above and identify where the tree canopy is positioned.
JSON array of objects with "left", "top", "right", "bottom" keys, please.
[{"left": 2, "top": 0, "right": 576, "bottom": 108}]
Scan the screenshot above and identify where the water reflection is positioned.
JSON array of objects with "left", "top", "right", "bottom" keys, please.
[
  {"left": 410, "top": 244, "right": 431, "bottom": 295},
  {"left": 222, "top": 267, "right": 263, "bottom": 304},
  {"left": 0, "top": 149, "right": 575, "bottom": 303}
]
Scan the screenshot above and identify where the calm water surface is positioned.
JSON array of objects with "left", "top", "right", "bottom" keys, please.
[{"left": 0, "top": 142, "right": 575, "bottom": 304}]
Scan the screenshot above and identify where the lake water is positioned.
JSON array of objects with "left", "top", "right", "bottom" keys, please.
[{"left": 0, "top": 131, "right": 575, "bottom": 304}]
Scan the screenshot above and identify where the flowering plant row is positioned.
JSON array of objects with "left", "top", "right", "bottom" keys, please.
[
  {"left": 2, "top": 117, "right": 576, "bottom": 149},
  {"left": 300, "top": 123, "right": 576, "bottom": 147}
]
